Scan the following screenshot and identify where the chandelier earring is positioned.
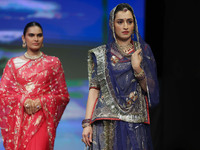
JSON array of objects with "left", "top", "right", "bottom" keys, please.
[{"left": 22, "top": 42, "right": 26, "bottom": 48}]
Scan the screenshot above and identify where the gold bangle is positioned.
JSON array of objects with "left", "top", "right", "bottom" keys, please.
[{"left": 134, "top": 69, "right": 144, "bottom": 77}]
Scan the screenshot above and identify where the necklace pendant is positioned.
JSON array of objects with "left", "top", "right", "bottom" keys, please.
[
  {"left": 116, "top": 42, "right": 134, "bottom": 57},
  {"left": 111, "top": 55, "right": 119, "bottom": 64}
]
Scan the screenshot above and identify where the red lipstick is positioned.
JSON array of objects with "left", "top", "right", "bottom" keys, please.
[
  {"left": 33, "top": 43, "right": 39, "bottom": 46},
  {"left": 122, "top": 31, "right": 129, "bottom": 34}
]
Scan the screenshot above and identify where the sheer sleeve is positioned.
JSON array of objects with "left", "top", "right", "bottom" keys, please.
[
  {"left": 88, "top": 53, "right": 100, "bottom": 90},
  {"left": 142, "top": 43, "right": 159, "bottom": 108}
]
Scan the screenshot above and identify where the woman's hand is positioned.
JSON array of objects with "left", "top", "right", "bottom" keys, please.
[
  {"left": 24, "top": 98, "right": 41, "bottom": 115},
  {"left": 131, "top": 49, "right": 142, "bottom": 71},
  {"left": 131, "top": 49, "right": 147, "bottom": 91},
  {"left": 34, "top": 98, "right": 42, "bottom": 113},
  {"left": 82, "top": 126, "right": 93, "bottom": 147},
  {"left": 24, "top": 98, "right": 35, "bottom": 115}
]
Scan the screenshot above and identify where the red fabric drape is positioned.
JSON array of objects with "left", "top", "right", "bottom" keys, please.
[
  {"left": 0, "top": 55, "right": 70, "bottom": 150},
  {"left": 26, "top": 121, "right": 49, "bottom": 150}
]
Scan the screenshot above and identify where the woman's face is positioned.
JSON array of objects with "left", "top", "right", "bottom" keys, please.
[
  {"left": 114, "top": 10, "right": 134, "bottom": 42},
  {"left": 22, "top": 26, "right": 43, "bottom": 51}
]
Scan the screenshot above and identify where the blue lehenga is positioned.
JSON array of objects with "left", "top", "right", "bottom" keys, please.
[{"left": 91, "top": 121, "right": 153, "bottom": 150}]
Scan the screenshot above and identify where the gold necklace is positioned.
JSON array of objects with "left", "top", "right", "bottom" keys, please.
[
  {"left": 24, "top": 51, "right": 43, "bottom": 60},
  {"left": 116, "top": 42, "right": 134, "bottom": 56}
]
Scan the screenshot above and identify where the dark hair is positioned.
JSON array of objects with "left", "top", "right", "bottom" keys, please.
[
  {"left": 23, "top": 21, "right": 43, "bottom": 36},
  {"left": 114, "top": 3, "right": 134, "bottom": 19}
]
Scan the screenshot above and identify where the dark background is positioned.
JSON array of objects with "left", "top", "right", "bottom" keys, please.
[{"left": 146, "top": 0, "right": 200, "bottom": 149}]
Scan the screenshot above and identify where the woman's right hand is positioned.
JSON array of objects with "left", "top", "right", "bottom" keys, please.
[{"left": 82, "top": 126, "right": 93, "bottom": 147}]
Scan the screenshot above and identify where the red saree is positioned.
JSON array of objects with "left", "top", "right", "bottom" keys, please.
[{"left": 0, "top": 54, "right": 70, "bottom": 150}]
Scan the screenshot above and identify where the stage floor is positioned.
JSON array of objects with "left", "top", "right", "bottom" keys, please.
[{"left": 0, "top": 80, "right": 88, "bottom": 150}]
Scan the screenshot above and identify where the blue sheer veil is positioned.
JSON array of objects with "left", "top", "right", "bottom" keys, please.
[{"left": 107, "top": 3, "right": 159, "bottom": 107}]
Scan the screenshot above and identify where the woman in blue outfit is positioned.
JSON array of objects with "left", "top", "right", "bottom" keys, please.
[{"left": 82, "top": 3, "right": 159, "bottom": 150}]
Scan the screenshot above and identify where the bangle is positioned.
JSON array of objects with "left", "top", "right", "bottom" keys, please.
[
  {"left": 134, "top": 69, "right": 145, "bottom": 81},
  {"left": 82, "top": 119, "right": 91, "bottom": 124},
  {"left": 136, "top": 75, "right": 146, "bottom": 81},
  {"left": 82, "top": 119, "right": 91, "bottom": 128},
  {"left": 134, "top": 69, "right": 144, "bottom": 77},
  {"left": 82, "top": 123, "right": 91, "bottom": 128}
]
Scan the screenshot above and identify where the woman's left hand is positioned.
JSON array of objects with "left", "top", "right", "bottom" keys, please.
[
  {"left": 131, "top": 49, "right": 142, "bottom": 71},
  {"left": 34, "top": 98, "right": 42, "bottom": 113}
]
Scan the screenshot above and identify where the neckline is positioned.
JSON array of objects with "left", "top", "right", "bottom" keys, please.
[
  {"left": 14, "top": 57, "right": 29, "bottom": 61},
  {"left": 11, "top": 54, "right": 45, "bottom": 71},
  {"left": 11, "top": 57, "right": 31, "bottom": 71},
  {"left": 112, "top": 42, "right": 135, "bottom": 57}
]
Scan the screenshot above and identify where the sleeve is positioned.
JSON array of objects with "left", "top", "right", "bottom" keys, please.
[
  {"left": 40, "top": 58, "right": 70, "bottom": 129},
  {"left": 88, "top": 52, "right": 100, "bottom": 90},
  {"left": 142, "top": 43, "right": 160, "bottom": 108}
]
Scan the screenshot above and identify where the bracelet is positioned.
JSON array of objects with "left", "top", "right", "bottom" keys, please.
[
  {"left": 82, "top": 123, "right": 91, "bottom": 128},
  {"left": 82, "top": 119, "right": 91, "bottom": 124},
  {"left": 82, "top": 119, "right": 91, "bottom": 128},
  {"left": 134, "top": 69, "right": 144, "bottom": 77},
  {"left": 136, "top": 75, "right": 146, "bottom": 81},
  {"left": 134, "top": 69, "right": 145, "bottom": 81}
]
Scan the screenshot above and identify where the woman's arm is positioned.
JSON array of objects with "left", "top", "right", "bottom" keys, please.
[
  {"left": 82, "top": 88, "right": 99, "bottom": 147},
  {"left": 85, "top": 88, "right": 99, "bottom": 119},
  {"left": 133, "top": 66, "right": 147, "bottom": 92}
]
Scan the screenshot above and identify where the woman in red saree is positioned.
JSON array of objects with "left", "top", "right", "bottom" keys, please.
[{"left": 0, "top": 22, "right": 70, "bottom": 150}]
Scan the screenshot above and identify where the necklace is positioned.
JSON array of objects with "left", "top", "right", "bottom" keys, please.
[
  {"left": 116, "top": 42, "right": 134, "bottom": 57},
  {"left": 24, "top": 51, "right": 43, "bottom": 60}
]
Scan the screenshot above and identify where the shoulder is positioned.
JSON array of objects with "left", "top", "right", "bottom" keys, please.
[
  {"left": 1, "top": 57, "right": 15, "bottom": 72},
  {"left": 5, "top": 57, "right": 15, "bottom": 66},
  {"left": 43, "top": 55, "right": 62, "bottom": 68},
  {"left": 88, "top": 45, "right": 106, "bottom": 54},
  {"left": 44, "top": 55, "right": 61, "bottom": 63},
  {"left": 2, "top": 56, "right": 23, "bottom": 70}
]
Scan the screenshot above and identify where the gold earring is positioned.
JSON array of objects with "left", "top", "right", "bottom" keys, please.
[
  {"left": 22, "top": 42, "right": 26, "bottom": 48},
  {"left": 42, "top": 43, "right": 44, "bottom": 47}
]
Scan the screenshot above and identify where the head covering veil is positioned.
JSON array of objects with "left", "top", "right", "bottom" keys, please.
[
  {"left": 107, "top": 3, "right": 159, "bottom": 107},
  {"left": 108, "top": 3, "right": 141, "bottom": 50}
]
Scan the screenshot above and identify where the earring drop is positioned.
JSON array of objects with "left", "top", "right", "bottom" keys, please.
[{"left": 22, "top": 42, "right": 26, "bottom": 48}]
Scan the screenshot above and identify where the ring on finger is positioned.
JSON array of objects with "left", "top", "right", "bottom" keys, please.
[{"left": 25, "top": 104, "right": 30, "bottom": 108}]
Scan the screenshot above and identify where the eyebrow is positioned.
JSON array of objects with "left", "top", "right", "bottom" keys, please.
[
  {"left": 28, "top": 33, "right": 43, "bottom": 35},
  {"left": 116, "top": 18, "right": 133, "bottom": 21}
]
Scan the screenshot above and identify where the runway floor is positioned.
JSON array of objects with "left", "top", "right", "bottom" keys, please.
[{"left": 0, "top": 80, "right": 88, "bottom": 150}]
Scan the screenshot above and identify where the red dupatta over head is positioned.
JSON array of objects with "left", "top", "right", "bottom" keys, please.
[{"left": 0, "top": 54, "right": 70, "bottom": 150}]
